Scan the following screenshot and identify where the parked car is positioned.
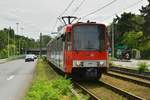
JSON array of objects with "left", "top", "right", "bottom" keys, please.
[{"left": 25, "top": 54, "right": 35, "bottom": 62}]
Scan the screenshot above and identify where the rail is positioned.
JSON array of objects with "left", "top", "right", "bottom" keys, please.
[
  {"left": 105, "top": 72, "right": 150, "bottom": 88},
  {"left": 73, "top": 82, "right": 101, "bottom": 100},
  {"left": 99, "top": 81, "right": 145, "bottom": 100},
  {"left": 109, "top": 66, "right": 150, "bottom": 80}
]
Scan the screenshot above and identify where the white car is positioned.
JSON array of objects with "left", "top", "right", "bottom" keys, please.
[
  {"left": 25, "top": 54, "right": 35, "bottom": 62},
  {"left": 33, "top": 55, "right": 37, "bottom": 59}
]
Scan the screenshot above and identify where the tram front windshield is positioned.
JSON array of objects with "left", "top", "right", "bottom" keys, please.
[{"left": 73, "top": 25, "right": 104, "bottom": 51}]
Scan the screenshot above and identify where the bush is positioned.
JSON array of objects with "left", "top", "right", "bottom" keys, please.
[
  {"left": 0, "top": 49, "right": 7, "bottom": 59},
  {"left": 25, "top": 78, "right": 75, "bottom": 100},
  {"left": 51, "top": 78, "right": 72, "bottom": 95},
  {"left": 137, "top": 62, "right": 149, "bottom": 73},
  {"left": 24, "top": 59, "right": 77, "bottom": 100}
]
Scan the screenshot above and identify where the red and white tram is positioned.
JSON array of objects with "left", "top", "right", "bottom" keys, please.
[{"left": 47, "top": 17, "right": 109, "bottom": 80}]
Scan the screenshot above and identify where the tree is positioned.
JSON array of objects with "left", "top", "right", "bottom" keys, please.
[
  {"left": 42, "top": 35, "right": 52, "bottom": 47},
  {"left": 140, "top": 0, "right": 150, "bottom": 37},
  {"left": 111, "top": 12, "right": 144, "bottom": 48},
  {"left": 0, "top": 28, "right": 40, "bottom": 58},
  {"left": 122, "top": 31, "right": 143, "bottom": 49},
  {"left": 115, "top": 12, "right": 144, "bottom": 35},
  {"left": 36, "top": 35, "right": 52, "bottom": 48}
]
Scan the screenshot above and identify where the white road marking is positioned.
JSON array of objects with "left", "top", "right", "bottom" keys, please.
[{"left": 7, "top": 75, "right": 15, "bottom": 80}]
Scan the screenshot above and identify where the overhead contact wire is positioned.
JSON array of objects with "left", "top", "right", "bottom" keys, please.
[
  {"left": 51, "top": 19, "right": 58, "bottom": 33},
  {"left": 102, "top": 0, "right": 143, "bottom": 21},
  {"left": 80, "top": 0, "right": 117, "bottom": 20},
  {"left": 59, "top": 0, "right": 75, "bottom": 17},
  {"left": 72, "top": 0, "right": 86, "bottom": 15}
]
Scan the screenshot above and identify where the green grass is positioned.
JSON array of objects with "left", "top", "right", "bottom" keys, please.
[
  {"left": 137, "top": 62, "right": 150, "bottom": 73},
  {"left": 24, "top": 59, "right": 78, "bottom": 100}
]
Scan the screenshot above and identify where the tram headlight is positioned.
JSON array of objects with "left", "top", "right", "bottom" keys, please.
[
  {"left": 100, "top": 61, "right": 104, "bottom": 65},
  {"left": 97, "top": 61, "right": 105, "bottom": 67},
  {"left": 76, "top": 61, "right": 81, "bottom": 67},
  {"left": 74, "top": 61, "right": 84, "bottom": 67}
]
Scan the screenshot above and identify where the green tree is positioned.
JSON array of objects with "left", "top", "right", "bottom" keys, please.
[
  {"left": 42, "top": 35, "right": 52, "bottom": 47},
  {"left": 36, "top": 35, "right": 52, "bottom": 48},
  {"left": 0, "top": 28, "right": 40, "bottom": 58},
  {"left": 115, "top": 12, "right": 144, "bottom": 35},
  {"left": 110, "top": 12, "right": 144, "bottom": 49},
  {"left": 122, "top": 31, "right": 143, "bottom": 49},
  {"left": 140, "top": 0, "right": 150, "bottom": 37}
]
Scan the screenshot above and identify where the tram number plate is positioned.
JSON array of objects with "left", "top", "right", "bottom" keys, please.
[{"left": 85, "top": 62, "right": 96, "bottom": 67}]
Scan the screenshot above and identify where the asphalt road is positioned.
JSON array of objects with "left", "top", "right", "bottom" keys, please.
[{"left": 0, "top": 59, "right": 36, "bottom": 100}]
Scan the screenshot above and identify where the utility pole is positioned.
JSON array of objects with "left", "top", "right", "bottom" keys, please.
[
  {"left": 19, "top": 40, "right": 20, "bottom": 55},
  {"left": 15, "top": 22, "right": 19, "bottom": 55},
  {"left": 19, "top": 27, "right": 24, "bottom": 54},
  {"left": 112, "top": 20, "right": 115, "bottom": 58},
  {"left": 40, "top": 33, "right": 42, "bottom": 57},
  {"left": 7, "top": 27, "right": 10, "bottom": 58}
]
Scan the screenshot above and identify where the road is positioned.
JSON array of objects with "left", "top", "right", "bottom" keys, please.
[
  {"left": 0, "top": 59, "right": 7, "bottom": 64},
  {"left": 0, "top": 59, "right": 36, "bottom": 100}
]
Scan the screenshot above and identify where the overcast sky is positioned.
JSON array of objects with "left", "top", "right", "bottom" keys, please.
[{"left": 0, "top": 0, "right": 148, "bottom": 39}]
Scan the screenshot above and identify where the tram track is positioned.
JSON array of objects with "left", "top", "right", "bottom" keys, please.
[
  {"left": 109, "top": 66, "right": 150, "bottom": 81},
  {"left": 73, "top": 82, "right": 101, "bottom": 100},
  {"left": 105, "top": 71, "right": 150, "bottom": 88},
  {"left": 101, "top": 74, "right": 150, "bottom": 100},
  {"left": 73, "top": 80, "right": 145, "bottom": 100},
  {"left": 99, "top": 81, "right": 144, "bottom": 100}
]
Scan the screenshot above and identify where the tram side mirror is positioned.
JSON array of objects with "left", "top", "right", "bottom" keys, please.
[{"left": 61, "top": 34, "right": 65, "bottom": 42}]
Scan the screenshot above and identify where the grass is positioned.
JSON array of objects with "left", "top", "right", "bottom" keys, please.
[
  {"left": 24, "top": 58, "right": 78, "bottom": 100},
  {"left": 109, "top": 60, "right": 116, "bottom": 66},
  {"left": 137, "top": 62, "right": 150, "bottom": 73}
]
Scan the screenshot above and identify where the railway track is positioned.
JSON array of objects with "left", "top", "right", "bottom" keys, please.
[
  {"left": 109, "top": 66, "right": 150, "bottom": 80},
  {"left": 99, "top": 81, "right": 144, "bottom": 100},
  {"left": 73, "top": 82, "right": 101, "bottom": 100},
  {"left": 73, "top": 81, "right": 144, "bottom": 100},
  {"left": 105, "top": 71, "right": 150, "bottom": 88},
  {"left": 101, "top": 73, "right": 150, "bottom": 100}
]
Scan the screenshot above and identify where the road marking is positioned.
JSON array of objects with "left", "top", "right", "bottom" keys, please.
[{"left": 7, "top": 75, "right": 15, "bottom": 80}]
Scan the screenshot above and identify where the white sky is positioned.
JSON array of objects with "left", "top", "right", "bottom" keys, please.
[{"left": 0, "top": 0, "right": 148, "bottom": 39}]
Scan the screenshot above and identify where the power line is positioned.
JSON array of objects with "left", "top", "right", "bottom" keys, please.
[
  {"left": 101, "top": 0, "right": 143, "bottom": 22},
  {"left": 80, "top": 0, "right": 117, "bottom": 20},
  {"left": 72, "top": 0, "right": 86, "bottom": 15},
  {"left": 59, "top": 0, "right": 75, "bottom": 17},
  {"left": 51, "top": 18, "right": 58, "bottom": 33},
  {"left": 51, "top": 0, "right": 75, "bottom": 33}
]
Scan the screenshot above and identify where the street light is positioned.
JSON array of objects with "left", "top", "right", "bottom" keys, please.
[
  {"left": 19, "top": 27, "right": 24, "bottom": 54},
  {"left": 7, "top": 27, "right": 11, "bottom": 58},
  {"left": 15, "top": 22, "right": 19, "bottom": 55}
]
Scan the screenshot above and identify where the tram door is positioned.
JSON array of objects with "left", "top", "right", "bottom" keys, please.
[{"left": 64, "top": 32, "right": 72, "bottom": 73}]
